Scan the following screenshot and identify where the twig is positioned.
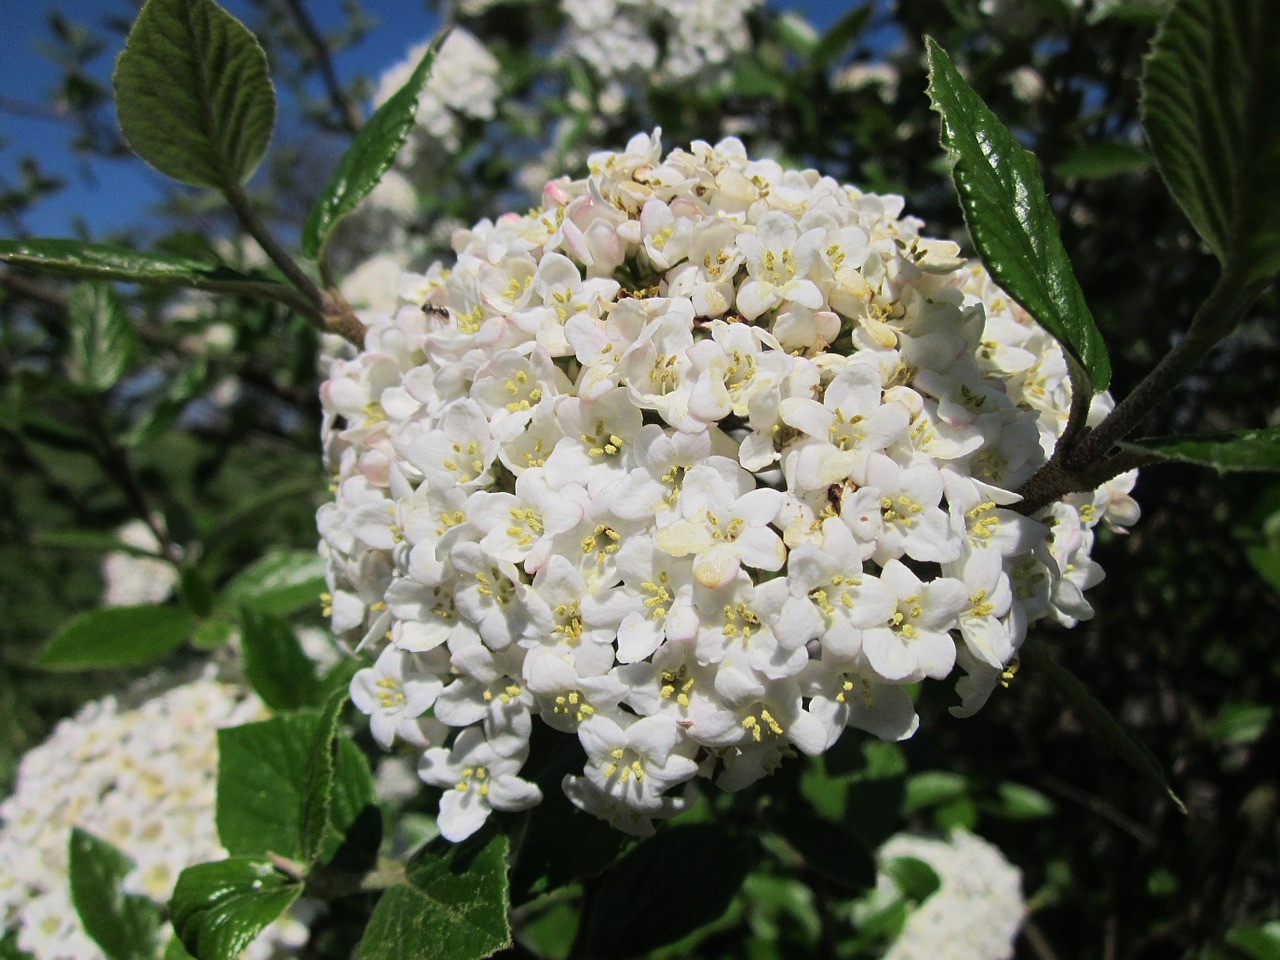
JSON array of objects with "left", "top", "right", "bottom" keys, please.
[
  {"left": 220, "top": 179, "right": 366, "bottom": 345},
  {"left": 280, "top": 0, "right": 364, "bottom": 136},
  {"left": 1040, "top": 774, "right": 1159, "bottom": 847},
  {"left": 1021, "top": 918, "right": 1061, "bottom": 960},
  {"left": 1013, "top": 268, "right": 1256, "bottom": 514}
]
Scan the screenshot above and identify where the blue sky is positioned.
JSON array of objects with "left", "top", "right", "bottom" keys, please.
[{"left": 0, "top": 0, "right": 863, "bottom": 240}]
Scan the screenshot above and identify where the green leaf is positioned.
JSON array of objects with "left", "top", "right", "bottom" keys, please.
[
  {"left": 0, "top": 239, "right": 303, "bottom": 305},
  {"left": 65, "top": 282, "right": 135, "bottom": 393},
  {"left": 772, "top": 814, "right": 876, "bottom": 892},
  {"left": 302, "top": 32, "right": 445, "bottom": 260},
  {"left": 217, "top": 711, "right": 379, "bottom": 868},
  {"left": 1121, "top": 428, "right": 1280, "bottom": 473},
  {"left": 214, "top": 549, "right": 326, "bottom": 618},
  {"left": 884, "top": 856, "right": 942, "bottom": 903},
  {"left": 112, "top": 0, "right": 275, "bottom": 189},
  {"left": 192, "top": 618, "right": 237, "bottom": 651},
  {"left": 0, "top": 931, "right": 35, "bottom": 960},
  {"left": 903, "top": 770, "right": 968, "bottom": 812},
  {"left": 359, "top": 831, "right": 511, "bottom": 960},
  {"left": 1203, "top": 703, "right": 1274, "bottom": 744},
  {"left": 1226, "top": 921, "right": 1280, "bottom": 960},
  {"left": 925, "top": 37, "right": 1111, "bottom": 391},
  {"left": 169, "top": 858, "right": 301, "bottom": 960},
  {"left": 586, "top": 825, "right": 754, "bottom": 958},
  {"left": 1021, "top": 638, "right": 1187, "bottom": 813},
  {"left": 38, "top": 604, "right": 195, "bottom": 670},
  {"left": 1052, "top": 141, "right": 1152, "bottom": 180},
  {"left": 239, "top": 608, "right": 322, "bottom": 711},
  {"left": 179, "top": 567, "right": 215, "bottom": 618},
  {"left": 299, "top": 689, "right": 346, "bottom": 863},
  {"left": 989, "top": 782, "right": 1056, "bottom": 820},
  {"left": 1142, "top": 0, "right": 1280, "bottom": 287},
  {"left": 68, "top": 828, "right": 164, "bottom": 960},
  {"left": 811, "top": 4, "right": 872, "bottom": 70}
]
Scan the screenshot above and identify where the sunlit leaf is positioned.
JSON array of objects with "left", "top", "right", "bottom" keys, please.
[
  {"left": 302, "top": 32, "right": 445, "bottom": 259},
  {"left": 68, "top": 829, "right": 164, "bottom": 960},
  {"left": 113, "top": 0, "right": 275, "bottom": 189},
  {"left": 359, "top": 831, "right": 510, "bottom": 960},
  {"left": 169, "top": 859, "right": 300, "bottom": 960},
  {"left": 1121, "top": 427, "right": 1280, "bottom": 473},
  {"left": 65, "top": 283, "right": 135, "bottom": 393},
  {"left": 38, "top": 604, "right": 195, "bottom": 670},
  {"left": 926, "top": 38, "right": 1110, "bottom": 391}
]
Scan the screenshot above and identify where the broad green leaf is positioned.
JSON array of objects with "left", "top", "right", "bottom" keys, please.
[
  {"left": 68, "top": 828, "right": 164, "bottom": 960},
  {"left": 1142, "top": 0, "right": 1280, "bottom": 287},
  {"left": 299, "top": 689, "right": 347, "bottom": 863},
  {"left": 884, "top": 856, "right": 942, "bottom": 903},
  {"left": 1021, "top": 638, "right": 1186, "bottom": 812},
  {"left": 179, "top": 567, "right": 215, "bottom": 618},
  {"left": 0, "top": 239, "right": 303, "bottom": 305},
  {"left": 586, "top": 825, "right": 754, "bottom": 958},
  {"left": 1227, "top": 921, "right": 1280, "bottom": 960},
  {"left": 926, "top": 38, "right": 1111, "bottom": 391},
  {"left": 214, "top": 549, "right": 326, "bottom": 618},
  {"left": 217, "top": 711, "right": 379, "bottom": 867},
  {"left": 302, "top": 32, "right": 445, "bottom": 260},
  {"left": 903, "top": 770, "right": 968, "bottom": 812},
  {"left": 192, "top": 618, "right": 237, "bottom": 651},
  {"left": 1120, "top": 428, "right": 1280, "bottom": 473},
  {"left": 169, "top": 858, "right": 301, "bottom": 960},
  {"left": 113, "top": 0, "right": 275, "bottom": 189},
  {"left": 1053, "top": 141, "right": 1151, "bottom": 180},
  {"left": 0, "top": 931, "right": 35, "bottom": 960},
  {"left": 989, "top": 782, "right": 1056, "bottom": 820},
  {"left": 164, "top": 936, "right": 197, "bottom": 960},
  {"left": 38, "top": 604, "right": 195, "bottom": 670},
  {"left": 239, "top": 608, "right": 322, "bottom": 711},
  {"left": 772, "top": 814, "right": 876, "bottom": 892},
  {"left": 66, "top": 283, "right": 135, "bottom": 393},
  {"left": 810, "top": 4, "right": 872, "bottom": 70},
  {"left": 1203, "top": 703, "right": 1274, "bottom": 744},
  {"left": 359, "top": 831, "right": 511, "bottom": 960}
]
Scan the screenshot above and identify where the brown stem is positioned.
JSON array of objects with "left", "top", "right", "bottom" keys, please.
[
  {"left": 1013, "top": 268, "right": 1257, "bottom": 515},
  {"left": 280, "top": 0, "right": 364, "bottom": 136},
  {"left": 220, "top": 179, "right": 366, "bottom": 345},
  {"left": 1066, "top": 270, "right": 1253, "bottom": 470}
]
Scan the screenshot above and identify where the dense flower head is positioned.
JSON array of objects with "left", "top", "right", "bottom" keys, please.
[
  {"left": 0, "top": 675, "right": 309, "bottom": 960},
  {"left": 871, "top": 830, "right": 1025, "bottom": 960},
  {"left": 318, "top": 131, "right": 1139, "bottom": 840}
]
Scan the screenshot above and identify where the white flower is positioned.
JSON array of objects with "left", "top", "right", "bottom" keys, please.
[
  {"left": 419, "top": 727, "right": 541, "bottom": 842},
  {"left": 0, "top": 674, "right": 309, "bottom": 959},
  {"left": 101, "top": 519, "right": 178, "bottom": 607},
  {"left": 654, "top": 463, "right": 786, "bottom": 588},
  {"left": 875, "top": 830, "right": 1024, "bottom": 960}
]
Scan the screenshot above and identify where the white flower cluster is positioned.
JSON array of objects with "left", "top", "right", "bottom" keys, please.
[
  {"left": 0, "top": 676, "right": 308, "bottom": 960},
  {"left": 375, "top": 28, "right": 500, "bottom": 156},
  {"left": 100, "top": 519, "right": 178, "bottom": 608},
  {"left": 873, "top": 830, "right": 1024, "bottom": 960},
  {"left": 318, "top": 131, "right": 1138, "bottom": 841},
  {"left": 561, "top": 0, "right": 761, "bottom": 82}
]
